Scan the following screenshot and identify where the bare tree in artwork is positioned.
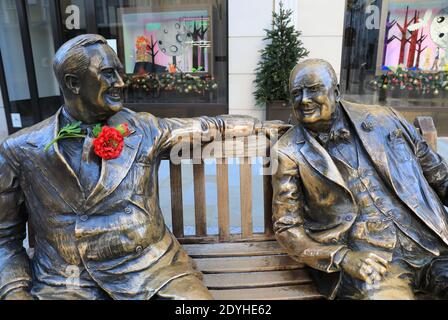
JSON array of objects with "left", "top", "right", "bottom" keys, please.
[
  {"left": 382, "top": 11, "right": 397, "bottom": 66},
  {"left": 192, "top": 17, "right": 209, "bottom": 69},
  {"left": 147, "top": 35, "right": 159, "bottom": 73},
  {"left": 396, "top": 6, "right": 415, "bottom": 65},
  {"left": 407, "top": 10, "right": 419, "bottom": 68},
  {"left": 415, "top": 29, "right": 428, "bottom": 69}
]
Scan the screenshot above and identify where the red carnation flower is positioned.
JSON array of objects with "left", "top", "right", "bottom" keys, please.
[{"left": 93, "top": 126, "right": 124, "bottom": 160}]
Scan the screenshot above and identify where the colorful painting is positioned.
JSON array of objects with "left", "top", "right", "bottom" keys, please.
[
  {"left": 382, "top": 0, "right": 448, "bottom": 71},
  {"left": 120, "top": 8, "right": 211, "bottom": 74}
]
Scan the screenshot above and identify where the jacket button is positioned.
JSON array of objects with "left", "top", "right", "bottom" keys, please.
[
  {"left": 136, "top": 246, "right": 143, "bottom": 254},
  {"left": 345, "top": 215, "right": 353, "bottom": 222},
  {"left": 124, "top": 207, "right": 132, "bottom": 214},
  {"left": 80, "top": 215, "right": 89, "bottom": 222},
  {"left": 375, "top": 198, "right": 385, "bottom": 207}
]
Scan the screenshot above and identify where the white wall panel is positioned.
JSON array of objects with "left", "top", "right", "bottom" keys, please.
[
  {"left": 301, "top": 36, "right": 344, "bottom": 76},
  {"left": 229, "top": 0, "right": 274, "bottom": 37},
  {"left": 229, "top": 74, "right": 257, "bottom": 109},
  {"left": 296, "top": 0, "right": 345, "bottom": 37},
  {"left": 229, "top": 37, "right": 265, "bottom": 74}
]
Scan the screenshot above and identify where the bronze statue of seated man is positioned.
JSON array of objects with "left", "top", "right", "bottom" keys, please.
[
  {"left": 0, "top": 34, "right": 286, "bottom": 300},
  {"left": 272, "top": 58, "right": 448, "bottom": 300}
]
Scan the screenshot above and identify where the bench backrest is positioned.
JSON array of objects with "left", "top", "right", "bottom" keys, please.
[{"left": 163, "top": 136, "right": 275, "bottom": 244}]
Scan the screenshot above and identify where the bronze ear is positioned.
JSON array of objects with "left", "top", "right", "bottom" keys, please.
[
  {"left": 64, "top": 74, "right": 81, "bottom": 95},
  {"left": 335, "top": 84, "right": 341, "bottom": 103}
]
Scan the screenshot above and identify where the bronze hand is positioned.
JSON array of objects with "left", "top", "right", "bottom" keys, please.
[{"left": 341, "top": 251, "right": 390, "bottom": 285}]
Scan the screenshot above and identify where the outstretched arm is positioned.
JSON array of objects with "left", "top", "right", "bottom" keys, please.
[
  {"left": 155, "top": 115, "right": 289, "bottom": 156},
  {"left": 0, "top": 142, "right": 33, "bottom": 300}
]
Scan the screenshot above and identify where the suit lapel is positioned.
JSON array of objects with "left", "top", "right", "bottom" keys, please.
[
  {"left": 22, "top": 108, "right": 84, "bottom": 211},
  {"left": 341, "top": 101, "right": 395, "bottom": 188},
  {"left": 299, "top": 127, "right": 351, "bottom": 195},
  {"left": 84, "top": 113, "right": 142, "bottom": 210}
]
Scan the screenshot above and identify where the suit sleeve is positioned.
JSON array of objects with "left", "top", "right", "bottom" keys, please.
[
  {"left": 0, "top": 141, "right": 32, "bottom": 299},
  {"left": 272, "top": 149, "right": 348, "bottom": 273},
  {"left": 156, "top": 115, "right": 263, "bottom": 156},
  {"left": 391, "top": 108, "right": 448, "bottom": 206}
]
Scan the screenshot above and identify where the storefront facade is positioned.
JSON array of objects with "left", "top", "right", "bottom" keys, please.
[
  {"left": 0, "top": 0, "right": 348, "bottom": 140},
  {"left": 0, "top": 0, "right": 233, "bottom": 135}
]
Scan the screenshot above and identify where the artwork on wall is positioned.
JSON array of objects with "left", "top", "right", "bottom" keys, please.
[
  {"left": 379, "top": 1, "right": 448, "bottom": 72},
  {"left": 116, "top": 5, "right": 219, "bottom": 101},
  {"left": 119, "top": 7, "right": 212, "bottom": 75}
]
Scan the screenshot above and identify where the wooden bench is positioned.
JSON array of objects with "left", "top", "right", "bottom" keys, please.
[{"left": 26, "top": 116, "right": 437, "bottom": 300}]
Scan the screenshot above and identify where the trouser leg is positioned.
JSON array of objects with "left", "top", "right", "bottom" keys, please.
[
  {"left": 156, "top": 274, "right": 213, "bottom": 300},
  {"left": 418, "top": 257, "right": 448, "bottom": 299}
]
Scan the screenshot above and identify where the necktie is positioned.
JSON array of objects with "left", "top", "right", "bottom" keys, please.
[{"left": 78, "top": 128, "right": 101, "bottom": 196}]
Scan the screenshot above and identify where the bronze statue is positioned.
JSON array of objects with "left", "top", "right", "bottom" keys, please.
[
  {"left": 272, "top": 58, "right": 448, "bottom": 300},
  {"left": 0, "top": 34, "right": 286, "bottom": 300}
]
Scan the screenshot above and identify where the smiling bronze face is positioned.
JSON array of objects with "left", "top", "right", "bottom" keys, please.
[
  {"left": 290, "top": 60, "right": 340, "bottom": 132},
  {"left": 79, "top": 44, "right": 125, "bottom": 119}
]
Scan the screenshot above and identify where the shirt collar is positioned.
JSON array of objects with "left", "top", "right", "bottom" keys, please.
[
  {"left": 59, "top": 106, "right": 105, "bottom": 132},
  {"left": 60, "top": 106, "right": 78, "bottom": 129}
]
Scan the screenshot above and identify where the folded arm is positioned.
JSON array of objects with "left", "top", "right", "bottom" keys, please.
[
  {"left": 0, "top": 141, "right": 32, "bottom": 299},
  {"left": 272, "top": 150, "right": 348, "bottom": 273}
]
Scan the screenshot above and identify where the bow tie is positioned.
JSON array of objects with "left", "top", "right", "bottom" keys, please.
[
  {"left": 318, "top": 128, "right": 351, "bottom": 145},
  {"left": 330, "top": 128, "right": 351, "bottom": 143}
]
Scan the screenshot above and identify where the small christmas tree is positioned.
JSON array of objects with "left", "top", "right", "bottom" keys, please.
[{"left": 254, "top": 1, "right": 309, "bottom": 106}]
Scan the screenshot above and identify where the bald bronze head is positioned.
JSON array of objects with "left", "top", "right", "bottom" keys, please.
[
  {"left": 53, "top": 34, "right": 125, "bottom": 124},
  {"left": 289, "top": 59, "right": 341, "bottom": 133}
]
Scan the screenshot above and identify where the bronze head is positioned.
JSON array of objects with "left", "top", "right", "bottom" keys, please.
[
  {"left": 289, "top": 59, "right": 341, "bottom": 133},
  {"left": 53, "top": 34, "right": 125, "bottom": 124}
]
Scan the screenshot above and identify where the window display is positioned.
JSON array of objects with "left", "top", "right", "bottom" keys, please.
[
  {"left": 341, "top": 0, "right": 448, "bottom": 108},
  {"left": 94, "top": 0, "right": 227, "bottom": 106}
]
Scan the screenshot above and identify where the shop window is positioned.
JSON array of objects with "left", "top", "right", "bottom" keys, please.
[
  {"left": 0, "top": 0, "right": 33, "bottom": 127},
  {"left": 341, "top": 0, "right": 448, "bottom": 108},
  {"left": 94, "top": 0, "right": 227, "bottom": 107}
]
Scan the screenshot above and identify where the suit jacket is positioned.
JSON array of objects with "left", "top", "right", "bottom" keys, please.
[
  {"left": 0, "top": 107, "right": 261, "bottom": 300},
  {"left": 272, "top": 101, "right": 448, "bottom": 298}
]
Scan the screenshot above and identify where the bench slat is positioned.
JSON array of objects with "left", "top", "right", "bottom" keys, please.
[
  {"left": 209, "top": 284, "right": 322, "bottom": 300},
  {"left": 183, "top": 240, "right": 285, "bottom": 257},
  {"left": 169, "top": 162, "right": 184, "bottom": 238},
  {"left": 193, "top": 161, "right": 207, "bottom": 236},
  {"left": 263, "top": 170, "right": 274, "bottom": 236},
  {"left": 240, "top": 159, "right": 253, "bottom": 238},
  {"left": 216, "top": 162, "right": 230, "bottom": 241},
  {"left": 203, "top": 269, "right": 313, "bottom": 289},
  {"left": 194, "top": 255, "right": 304, "bottom": 273},
  {"left": 178, "top": 233, "right": 275, "bottom": 244}
]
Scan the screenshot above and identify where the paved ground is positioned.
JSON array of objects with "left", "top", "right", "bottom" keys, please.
[{"left": 157, "top": 138, "right": 448, "bottom": 236}]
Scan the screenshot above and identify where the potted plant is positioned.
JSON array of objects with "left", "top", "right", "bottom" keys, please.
[{"left": 254, "top": 1, "right": 309, "bottom": 123}]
